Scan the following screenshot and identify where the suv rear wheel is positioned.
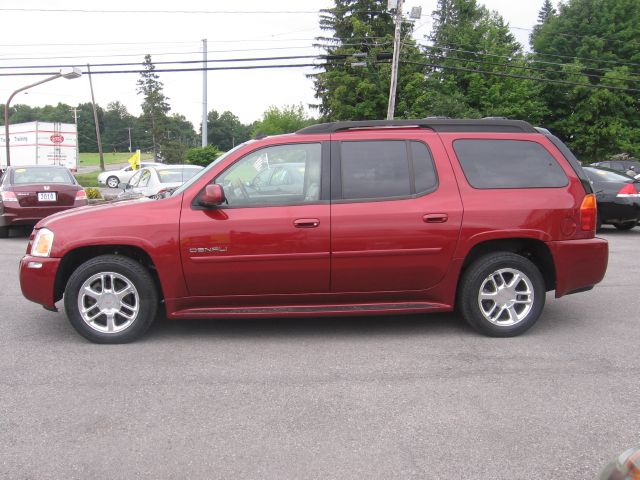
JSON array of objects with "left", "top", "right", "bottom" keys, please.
[
  {"left": 64, "top": 255, "right": 158, "bottom": 344},
  {"left": 458, "top": 252, "right": 545, "bottom": 337}
]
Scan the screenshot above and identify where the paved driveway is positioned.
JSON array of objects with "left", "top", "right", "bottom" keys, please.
[{"left": 1, "top": 227, "right": 639, "bottom": 479}]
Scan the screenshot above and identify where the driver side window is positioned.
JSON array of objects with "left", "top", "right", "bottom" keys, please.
[{"left": 215, "top": 143, "right": 322, "bottom": 207}]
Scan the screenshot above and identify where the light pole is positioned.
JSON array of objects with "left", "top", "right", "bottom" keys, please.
[{"left": 4, "top": 67, "right": 81, "bottom": 167}]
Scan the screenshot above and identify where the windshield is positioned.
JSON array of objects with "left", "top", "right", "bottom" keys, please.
[
  {"left": 170, "top": 141, "right": 251, "bottom": 197},
  {"left": 157, "top": 168, "right": 202, "bottom": 184}
]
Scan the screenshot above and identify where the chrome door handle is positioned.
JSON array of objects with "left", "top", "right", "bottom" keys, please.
[{"left": 294, "top": 218, "right": 320, "bottom": 228}]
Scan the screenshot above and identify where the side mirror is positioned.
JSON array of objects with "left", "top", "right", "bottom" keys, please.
[{"left": 199, "top": 184, "right": 225, "bottom": 207}]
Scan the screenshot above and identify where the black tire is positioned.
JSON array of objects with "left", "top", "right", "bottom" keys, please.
[
  {"left": 63, "top": 255, "right": 158, "bottom": 344},
  {"left": 614, "top": 222, "right": 636, "bottom": 231},
  {"left": 106, "top": 176, "right": 119, "bottom": 188},
  {"left": 0, "top": 226, "right": 8, "bottom": 238},
  {"left": 458, "top": 252, "right": 546, "bottom": 337}
]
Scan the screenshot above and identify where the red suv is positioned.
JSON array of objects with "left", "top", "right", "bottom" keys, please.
[{"left": 19, "top": 119, "right": 609, "bottom": 343}]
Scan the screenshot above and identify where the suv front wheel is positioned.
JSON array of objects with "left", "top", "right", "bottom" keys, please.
[
  {"left": 458, "top": 252, "right": 545, "bottom": 337},
  {"left": 64, "top": 255, "right": 158, "bottom": 344}
]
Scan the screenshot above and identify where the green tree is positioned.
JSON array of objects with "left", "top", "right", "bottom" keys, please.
[
  {"left": 206, "top": 110, "right": 251, "bottom": 150},
  {"left": 532, "top": 0, "right": 640, "bottom": 160},
  {"left": 101, "top": 101, "right": 134, "bottom": 153},
  {"left": 413, "top": 0, "right": 547, "bottom": 122},
  {"left": 159, "top": 114, "right": 198, "bottom": 164},
  {"left": 252, "top": 105, "right": 314, "bottom": 136},
  {"left": 311, "top": 0, "right": 425, "bottom": 120},
  {"left": 529, "top": 0, "right": 556, "bottom": 45},
  {"left": 137, "top": 54, "right": 170, "bottom": 160},
  {"left": 185, "top": 145, "right": 223, "bottom": 167}
]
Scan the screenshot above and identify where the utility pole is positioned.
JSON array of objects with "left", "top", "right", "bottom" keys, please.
[
  {"left": 127, "top": 126, "right": 133, "bottom": 152},
  {"left": 202, "top": 38, "right": 208, "bottom": 147},
  {"left": 87, "top": 64, "right": 105, "bottom": 171},
  {"left": 386, "top": 0, "right": 404, "bottom": 120},
  {"left": 70, "top": 106, "right": 80, "bottom": 168}
]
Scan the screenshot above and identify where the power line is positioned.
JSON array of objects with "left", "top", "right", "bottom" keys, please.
[
  {"left": 400, "top": 60, "right": 640, "bottom": 94},
  {"left": 414, "top": 45, "right": 640, "bottom": 83},
  {"left": 415, "top": 43, "right": 640, "bottom": 77},
  {"left": 0, "top": 54, "right": 332, "bottom": 71},
  {"left": 0, "top": 8, "right": 327, "bottom": 14}
]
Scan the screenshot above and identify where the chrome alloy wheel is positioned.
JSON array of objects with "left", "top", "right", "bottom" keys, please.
[
  {"left": 477, "top": 268, "right": 534, "bottom": 326},
  {"left": 77, "top": 272, "right": 140, "bottom": 334}
]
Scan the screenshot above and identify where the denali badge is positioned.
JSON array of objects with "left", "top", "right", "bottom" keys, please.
[{"left": 189, "top": 246, "right": 228, "bottom": 254}]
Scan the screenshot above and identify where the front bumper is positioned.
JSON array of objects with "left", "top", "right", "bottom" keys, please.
[
  {"left": 549, "top": 238, "right": 609, "bottom": 298},
  {"left": 19, "top": 255, "right": 61, "bottom": 310}
]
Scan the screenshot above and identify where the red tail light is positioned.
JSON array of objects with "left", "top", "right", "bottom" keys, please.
[
  {"left": 0, "top": 191, "right": 18, "bottom": 202},
  {"left": 617, "top": 183, "right": 640, "bottom": 198},
  {"left": 75, "top": 190, "right": 87, "bottom": 201},
  {"left": 580, "top": 194, "right": 597, "bottom": 232}
]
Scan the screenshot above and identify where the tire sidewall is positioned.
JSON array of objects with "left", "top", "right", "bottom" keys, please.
[
  {"left": 106, "top": 176, "right": 119, "bottom": 188},
  {"left": 64, "top": 255, "right": 158, "bottom": 343},
  {"left": 459, "top": 253, "right": 546, "bottom": 337}
]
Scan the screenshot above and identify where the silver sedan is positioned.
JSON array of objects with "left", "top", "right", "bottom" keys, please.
[{"left": 118, "top": 165, "right": 204, "bottom": 199}]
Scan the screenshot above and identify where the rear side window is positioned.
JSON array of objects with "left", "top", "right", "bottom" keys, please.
[
  {"left": 453, "top": 139, "right": 568, "bottom": 189},
  {"left": 340, "top": 140, "right": 437, "bottom": 200}
]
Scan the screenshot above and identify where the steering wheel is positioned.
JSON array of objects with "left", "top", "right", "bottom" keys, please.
[{"left": 234, "top": 179, "right": 250, "bottom": 200}]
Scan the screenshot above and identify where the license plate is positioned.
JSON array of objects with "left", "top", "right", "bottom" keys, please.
[{"left": 37, "top": 192, "right": 57, "bottom": 202}]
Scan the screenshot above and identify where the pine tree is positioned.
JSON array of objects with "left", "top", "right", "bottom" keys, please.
[
  {"left": 311, "top": 0, "right": 425, "bottom": 120},
  {"left": 530, "top": 0, "right": 556, "bottom": 45},
  {"left": 137, "top": 54, "right": 170, "bottom": 160},
  {"left": 414, "top": 0, "right": 547, "bottom": 121}
]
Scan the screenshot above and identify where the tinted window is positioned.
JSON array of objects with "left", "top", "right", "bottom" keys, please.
[
  {"left": 215, "top": 143, "right": 321, "bottom": 207},
  {"left": 454, "top": 139, "right": 568, "bottom": 189},
  {"left": 412, "top": 142, "right": 438, "bottom": 194},
  {"left": 341, "top": 141, "right": 410, "bottom": 199}
]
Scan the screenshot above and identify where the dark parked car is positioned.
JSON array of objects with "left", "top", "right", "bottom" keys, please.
[
  {"left": 583, "top": 166, "right": 640, "bottom": 230},
  {"left": 19, "top": 119, "right": 608, "bottom": 343},
  {"left": 0, "top": 165, "right": 87, "bottom": 238}
]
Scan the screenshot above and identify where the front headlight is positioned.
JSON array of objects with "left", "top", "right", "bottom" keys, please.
[{"left": 31, "top": 228, "right": 54, "bottom": 257}]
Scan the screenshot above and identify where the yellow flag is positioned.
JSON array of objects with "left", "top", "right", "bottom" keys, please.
[{"left": 127, "top": 149, "right": 141, "bottom": 170}]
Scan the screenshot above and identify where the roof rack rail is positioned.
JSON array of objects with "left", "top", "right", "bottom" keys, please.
[{"left": 296, "top": 118, "right": 537, "bottom": 134}]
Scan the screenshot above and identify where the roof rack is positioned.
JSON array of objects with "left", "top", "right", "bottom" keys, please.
[{"left": 296, "top": 118, "right": 537, "bottom": 135}]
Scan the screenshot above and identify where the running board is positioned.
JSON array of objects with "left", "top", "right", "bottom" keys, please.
[{"left": 170, "top": 302, "right": 451, "bottom": 319}]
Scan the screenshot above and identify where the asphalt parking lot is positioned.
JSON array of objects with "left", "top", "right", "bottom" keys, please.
[{"left": 1, "top": 227, "right": 639, "bottom": 479}]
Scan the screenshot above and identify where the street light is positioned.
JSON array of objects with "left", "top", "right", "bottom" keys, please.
[{"left": 4, "top": 67, "right": 82, "bottom": 166}]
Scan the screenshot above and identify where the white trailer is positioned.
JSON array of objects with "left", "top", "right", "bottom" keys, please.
[{"left": 0, "top": 121, "right": 78, "bottom": 171}]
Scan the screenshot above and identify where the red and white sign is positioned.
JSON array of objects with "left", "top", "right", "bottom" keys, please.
[{"left": 50, "top": 134, "right": 64, "bottom": 144}]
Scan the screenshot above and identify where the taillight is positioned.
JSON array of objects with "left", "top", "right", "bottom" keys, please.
[
  {"left": 75, "top": 190, "right": 87, "bottom": 201},
  {"left": 580, "top": 194, "right": 597, "bottom": 232},
  {"left": 616, "top": 183, "right": 640, "bottom": 198},
  {"left": 0, "top": 191, "right": 18, "bottom": 202}
]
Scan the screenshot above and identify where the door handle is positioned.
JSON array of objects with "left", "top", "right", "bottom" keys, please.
[
  {"left": 423, "top": 213, "right": 448, "bottom": 223},
  {"left": 294, "top": 218, "right": 320, "bottom": 228}
]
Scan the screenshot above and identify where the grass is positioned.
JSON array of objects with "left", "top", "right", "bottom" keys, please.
[
  {"left": 79, "top": 152, "right": 153, "bottom": 167},
  {"left": 74, "top": 171, "right": 100, "bottom": 188}
]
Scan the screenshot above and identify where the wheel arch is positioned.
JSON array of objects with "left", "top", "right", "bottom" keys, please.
[
  {"left": 54, "top": 245, "right": 164, "bottom": 303},
  {"left": 460, "top": 238, "right": 556, "bottom": 292}
]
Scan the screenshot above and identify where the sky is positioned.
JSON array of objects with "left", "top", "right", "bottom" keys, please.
[{"left": 0, "top": 0, "right": 550, "bottom": 129}]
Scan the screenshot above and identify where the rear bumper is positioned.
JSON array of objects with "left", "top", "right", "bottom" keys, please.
[
  {"left": 1, "top": 203, "right": 85, "bottom": 227},
  {"left": 19, "top": 255, "right": 61, "bottom": 310},
  {"left": 549, "top": 238, "right": 609, "bottom": 298}
]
